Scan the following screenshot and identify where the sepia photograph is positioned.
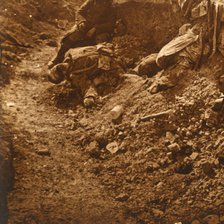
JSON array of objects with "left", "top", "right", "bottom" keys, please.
[{"left": 0, "top": 0, "right": 224, "bottom": 223}]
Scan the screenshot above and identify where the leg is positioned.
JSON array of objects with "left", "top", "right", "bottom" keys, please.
[
  {"left": 83, "top": 84, "right": 98, "bottom": 108},
  {"left": 77, "top": 76, "right": 98, "bottom": 107},
  {"left": 49, "top": 41, "right": 71, "bottom": 68}
]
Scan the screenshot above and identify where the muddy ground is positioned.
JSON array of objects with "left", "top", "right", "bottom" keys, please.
[{"left": 0, "top": 0, "right": 224, "bottom": 224}]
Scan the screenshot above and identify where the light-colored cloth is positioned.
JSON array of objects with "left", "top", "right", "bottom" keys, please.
[{"left": 156, "top": 31, "right": 198, "bottom": 68}]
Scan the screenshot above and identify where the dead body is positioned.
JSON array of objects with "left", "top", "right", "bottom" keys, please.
[
  {"left": 48, "top": 43, "right": 124, "bottom": 107},
  {"left": 133, "top": 23, "right": 211, "bottom": 93},
  {"left": 48, "top": 0, "right": 126, "bottom": 69}
]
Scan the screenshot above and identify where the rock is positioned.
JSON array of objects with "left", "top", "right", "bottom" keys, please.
[
  {"left": 6, "top": 102, "right": 15, "bottom": 107},
  {"left": 220, "top": 215, "right": 224, "bottom": 222},
  {"left": 216, "top": 144, "right": 224, "bottom": 165},
  {"left": 106, "top": 141, "right": 119, "bottom": 154},
  {"left": 39, "top": 32, "right": 51, "bottom": 40},
  {"left": 204, "top": 108, "right": 218, "bottom": 127},
  {"left": 175, "top": 161, "right": 193, "bottom": 174},
  {"left": 115, "top": 193, "right": 129, "bottom": 202},
  {"left": 87, "top": 141, "right": 100, "bottom": 159},
  {"left": 146, "top": 162, "right": 160, "bottom": 173},
  {"left": 57, "top": 19, "right": 68, "bottom": 29},
  {"left": 152, "top": 208, "right": 164, "bottom": 217},
  {"left": 83, "top": 97, "right": 95, "bottom": 108},
  {"left": 190, "top": 152, "right": 199, "bottom": 160},
  {"left": 212, "top": 98, "right": 224, "bottom": 112},
  {"left": 168, "top": 143, "right": 181, "bottom": 153},
  {"left": 95, "top": 132, "right": 108, "bottom": 149},
  {"left": 191, "top": 220, "right": 200, "bottom": 224},
  {"left": 219, "top": 75, "right": 224, "bottom": 90},
  {"left": 36, "top": 148, "right": 51, "bottom": 156},
  {"left": 201, "top": 161, "right": 215, "bottom": 176},
  {"left": 165, "top": 131, "right": 175, "bottom": 143},
  {"left": 149, "top": 76, "right": 175, "bottom": 94},
  {"left": 203, "top": 215, "right": 219, "bottom": 224}
]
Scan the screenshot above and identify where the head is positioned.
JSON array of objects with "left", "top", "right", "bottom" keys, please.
[
  {"left": 114, "top": 19, "right": 127, "bottom": 36},
  {"left": 48, "top": 63, "right": 69, "bottom": 84}
]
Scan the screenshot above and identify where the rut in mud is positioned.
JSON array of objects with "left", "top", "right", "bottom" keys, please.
[{"left": 2, "top": 46, "right": 129, "bottom": 224}]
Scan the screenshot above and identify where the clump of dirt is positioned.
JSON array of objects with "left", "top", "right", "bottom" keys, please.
[{"left": 1, "top": 0, "right": 224, "bottom": 224}]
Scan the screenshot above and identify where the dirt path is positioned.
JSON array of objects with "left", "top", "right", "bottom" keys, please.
[{"left": 1, "top": 46, "right": 127, "bottom": 224}]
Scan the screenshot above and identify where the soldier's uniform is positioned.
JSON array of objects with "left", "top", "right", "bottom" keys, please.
[
  {"left": 49, "top": 0, "right": 116, "bottom": 68},
  {"left": 48, "top": 43, "right": 124, "bottom": 107}
]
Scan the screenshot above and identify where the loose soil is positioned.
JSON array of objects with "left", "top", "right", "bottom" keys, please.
[{"left": 1, "top": 0, "right": 224, "bottom": 224}]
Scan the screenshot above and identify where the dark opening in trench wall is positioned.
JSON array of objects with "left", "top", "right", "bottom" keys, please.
[{"left": 113, "top": 1, "right": 185, "bottom": 63}]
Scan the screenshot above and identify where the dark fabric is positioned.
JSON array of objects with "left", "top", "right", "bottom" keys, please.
[
  {"left": 52, "top": 1, "right": 116, "bottom": 65},
  {"left": 76, "top": 0, "right": 113, "bottom": 25},
  {"left": 135, "top": 53, "right": 160, "bottom": 77}
]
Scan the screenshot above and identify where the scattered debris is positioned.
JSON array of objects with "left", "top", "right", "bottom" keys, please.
[{"left": 140, "top": 109, "right": 172, "bottom": 122}]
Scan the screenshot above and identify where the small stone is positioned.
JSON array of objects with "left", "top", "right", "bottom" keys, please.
[
  {"left": 115, "top": 193, "right": 129, "bottom": 202},
  {"left": 201, "top": 161, "right": 215, "bottom": 176},
  {"left": 6, "top": 102, "right": 15, "bottom": 107},
  {"left": 212, "top": 98, "right": 224, "bottom": 112},
  {"left": 166, "top": 131, "right": 175, "bottom": 143},
  {"left": 168, "top": 143, "right": 180, "bottom": 153},
  {"left": 85, "top": 141, "right": 100, "bottom": 159},
  {"left": 191, "top": 220, "right": 200, "bottom": 224},
  {"left": 175, "top": 161, "right": 193, "bottom": 174},
  {"left": 203, "top": 214, "right": 219, "bottom": 224},
  {"left": 204, "top": 108, "right": 218, "bottom": 127},
  {"left": 152, "top": 208, "right": 164, "bottom": 217},
  {"left": 220, "top": 215, "right": 224, "bottom": 222},
  {"left": 190, "top": 152, "right": 199, "bottom": 160},
  {"left": 36, "top": 148, "right": 50, "bottom": 156},
  {"left": 146, "top": 162, "right": 160, "bottom": 173},
  {"left": 95, "top": 133, "right": 108, "bottom": 149},
  {"left": 216, "top": 144, "right": 224, "bottom": 165},
  {"left": 106, "top": 141, "right": 119, "bottom": 154},
  {"left": 167, "top": 152, "right": 173, "bottom": 159}
]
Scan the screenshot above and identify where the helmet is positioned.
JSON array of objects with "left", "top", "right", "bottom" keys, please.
[{"left": 48, "top": 63, "right": 69, "bottom": 84}]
